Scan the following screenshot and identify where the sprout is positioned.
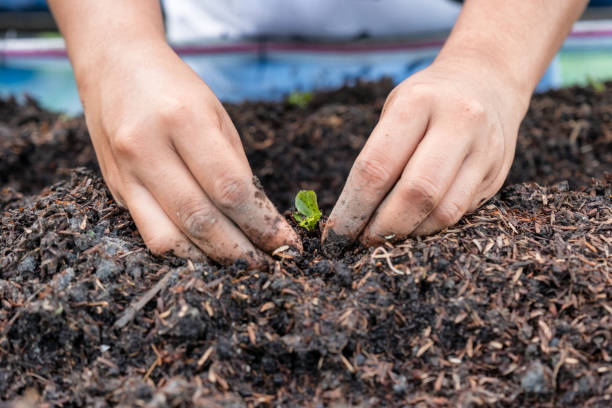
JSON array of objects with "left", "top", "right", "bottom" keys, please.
[
  {"left": 293, "top": 190, "right": 322, "bottom": 231},
  {"left": 587, "top": 75, "right": 606, "bottom": 93},
  {"left": 287, "top": 91, "right": 313, "bottom": 108}
]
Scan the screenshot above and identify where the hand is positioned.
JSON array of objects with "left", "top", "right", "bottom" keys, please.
[
  {"left": 79, "top": 43, "right": 301, "bottom": 266},
  {"left": 322, "top": 56, "right": 529, "bottom": 253}
]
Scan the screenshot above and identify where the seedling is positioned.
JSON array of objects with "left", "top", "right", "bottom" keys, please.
[
  {"left": 587, "top": 75, "right": 606, "bottom": 93},
  {"left": 287, "top": 91, "right": 313, "bottom": 108},
  {"left": 293, "top": 190, "right": 322, "bottom": 231}
]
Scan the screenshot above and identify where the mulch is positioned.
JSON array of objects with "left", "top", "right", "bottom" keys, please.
[{"left": 1, "top": 80, "right": 611, "bottom": 407}]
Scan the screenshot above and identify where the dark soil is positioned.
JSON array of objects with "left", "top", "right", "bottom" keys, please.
[{"left": 1, "top": 81, "right": 611, "bottom": 407}]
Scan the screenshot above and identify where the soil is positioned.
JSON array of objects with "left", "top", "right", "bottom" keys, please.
[{"left": 1, "top": 80, "right": 611, "bottom": 407}]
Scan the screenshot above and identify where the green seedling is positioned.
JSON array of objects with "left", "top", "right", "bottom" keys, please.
[
  {"left": 287, "top": 91, "right": 313, "bottom": 108},
  {"left": 293, "top": 190, "right": 322, "bottom": 231},
  {"left": 587, "top": 75, "right": 606, "bottom": 93}
]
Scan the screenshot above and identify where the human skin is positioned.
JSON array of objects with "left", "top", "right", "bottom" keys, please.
[
  {"left": 321, "top": 0, "right": 588, "bottom": 253},
  {"left": 48, "top": 0, "right": 587, "bottom": 264},
  {"left": 48, "top": 0, "right": 302, "bottom": 267}
]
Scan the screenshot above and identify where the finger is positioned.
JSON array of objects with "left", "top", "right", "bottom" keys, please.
[
  {"left": 131, "top": 152, "right": 271, "bottom": 268},
  {"left": 172, "top": 124, "right": 302, "bottom": 253},
  {"left": 321, "top": 94, "right": 430, "bottom": 254},
  {"left": 88, "top": 134, "right": 128, "bottom": 207},
  {"left": 123, "top": 183, "right": 208, "bottom": 261},
  {"left": 468, "top": 150, "right": 514, "bottom": 211},
  {"left": 411, "top": 154, "right": 487, "bottom": 236},
  {"left": 360, "top": 122, "right": 474, "bottom": 245}
]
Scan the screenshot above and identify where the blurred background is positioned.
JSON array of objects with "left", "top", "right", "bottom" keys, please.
[{"left": 1, "top": 0, "right": 612, "bottom": 114}]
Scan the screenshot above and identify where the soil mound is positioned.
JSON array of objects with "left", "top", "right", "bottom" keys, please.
[{"left": 1, "top": 81, "right": 611, "bottom": 407}]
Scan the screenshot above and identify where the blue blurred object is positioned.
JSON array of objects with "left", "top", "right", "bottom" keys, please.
[
  {"left": 0, "top": 0, "right": 47, "bottom": 11},
  {"left": 1, "top": 1, "right": 612, "bottom": 113},
  {"left": 0, "top": 41, "right": 566, "bottom": 114}
]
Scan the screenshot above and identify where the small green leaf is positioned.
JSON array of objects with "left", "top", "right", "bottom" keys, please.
[
  {"left": 295, "top": 190, "right": 319, "bottom": 217},
  {"left": 293, "top": 190, "right": 322, "bottom": 231},
  {"left": 587, "top": 75, "right": 606, "bottom": 93},
  {"left": 287, "top": 91, "right": 313, "bottom": 108}
]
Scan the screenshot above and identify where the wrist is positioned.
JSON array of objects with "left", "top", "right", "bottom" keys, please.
[
  {"left": 72, "top": 37, "right": 172, "bottom": 99},
  {"left": 432, "top": 48, "right": 532, "bottom": 119}
]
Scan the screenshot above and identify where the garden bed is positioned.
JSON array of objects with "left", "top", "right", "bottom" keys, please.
[{"left": 1, "top": 80, "right": 611, "bottom": 407}]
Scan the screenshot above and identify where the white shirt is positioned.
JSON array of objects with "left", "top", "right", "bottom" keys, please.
[{"left": 164, "top": 0, "right": 462, "bottom": 43}]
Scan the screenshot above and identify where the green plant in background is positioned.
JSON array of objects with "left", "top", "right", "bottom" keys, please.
[
  {"left": 293, "top": 190, "right": 322, "bottom": 231},
  {"left": 36, "top": 32, "right": 63, "bottom": 38},
  {"left": 287, "top": 91, "right": 313, "bottom": 108},
  {"left": 587, "top": 75, "right": 606, "bottom": 93}
]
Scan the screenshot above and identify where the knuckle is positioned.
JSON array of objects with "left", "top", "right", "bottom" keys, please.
[
  {"left": 382, "top": 87, "right": 401, "bottom": 115},
  {"left": 455, "top": 98, "right": 486, "bottom": 123},
  {"left": 353, "top": 156, "right": 391, "bottom": 188},
  {"left": 405, "top": 83, "right": 432, "bottom": 105},
  {"left": 434, "top": 200, "right": 464, "bottom": 226},
  {"left": 112, "top": 126, "right": 143, "bottom": 157},
  {"left": 382, "top": 84, "right": 430, "bottom": 118},
  {"left": 213, "top": 176, "right": 250, "bottom": 210},
  {"left": 178, "top": 203, "right": 217, "bottom": 240},
  {"left": 402, "top": 176, "right": 440, "bottom": 213},
  {"left": 158, "top": 100, "right": 192, "bottom": 127}
]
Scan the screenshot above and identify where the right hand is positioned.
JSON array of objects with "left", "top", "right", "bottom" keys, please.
[{"left": 78, "top": 43, "right": 301, "bottom": 267}]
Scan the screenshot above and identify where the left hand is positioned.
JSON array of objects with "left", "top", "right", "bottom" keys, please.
[{"left": 322, "top": 55, "right": 529, "bottom": 251}]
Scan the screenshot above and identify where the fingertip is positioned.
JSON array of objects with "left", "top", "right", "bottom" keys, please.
[
  {"left": 358, "top": 233, "right": 379, "bottom": 248},
  {"left": 321, "top": 227, "right": 352, "bottom": 258},
  {"left": 172, "top": 240, "right": 209, "bottom": 263},
  {"left": 290, "top": 235, "right": 304, "bottom": 254},
  {"left": 321, "top": 215, "right": 336, "bottom": 236},
  {"left": 359, "top": 222, "right": 398, "bottom": 247},
  {"left": 248, "top": 250, "right": 274, "bottom": 271},
  {"left": 255, "top": 215, "right": 303, "bottom": 254},
  {"left": 282, "top": 219, "right": 303, "bottom": 253},
  {"left": 410, "top": 219, "right": 445, "bottom": 237},
  {"left": 410, "top": 227, "right": 432, "bottom": 238}
]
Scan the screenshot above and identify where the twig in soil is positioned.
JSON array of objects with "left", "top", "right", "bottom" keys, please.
[
  {"left": 340, "top": 354, "right": 355, "bottom": 373},
  {"left": 113, "top": 267, "right": 174, "bottom": 329},
  {"left": 117, "top": 247, "right": 144, "bottom": 259},
  {"left": 25, "top": 371, "right": 51, "bottom": 385},
  {"left": 371, "top": 246, "right": 408, "bottom": 275},
  {"left": 197, "top": 346, "right": 214, "bottom": 368},
  {"left": 208, "top": 365, "right": 229, "bottom": 390},
  {"left": 144, "top": 344, "right": 162, "bottom": 380}
]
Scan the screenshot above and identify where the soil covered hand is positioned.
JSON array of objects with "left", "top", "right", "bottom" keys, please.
[
  {"left": 80, "top": 44, "right": 300, "bottom": 266},
  {"left": 322, "top": 56, "right": 529, "bottom": 252},
  {"left": 320, "top": 0, "right": 586, "bottom": 254}
]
